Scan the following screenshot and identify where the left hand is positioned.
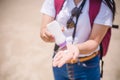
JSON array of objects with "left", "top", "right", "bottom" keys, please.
[{"left": 52, "top": 44, "right": 80, "bottom": 67}]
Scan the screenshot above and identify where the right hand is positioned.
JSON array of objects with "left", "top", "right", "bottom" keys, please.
[
  {"left": 40, "top": 28, "right": 55, "bottom": 42},
  {"left": 53, "top": 44, "right": 80, "bottom": 67}
]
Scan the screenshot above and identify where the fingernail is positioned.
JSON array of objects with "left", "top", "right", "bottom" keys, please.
[{"left": 53, "top": 64, "right": 57, "bottom": 67}]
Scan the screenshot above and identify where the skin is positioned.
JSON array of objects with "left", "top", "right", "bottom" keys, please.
[
  {"left": 74, "top": 0, "right": 82, "bottom": 6},
  {"left": 40, "top": 14, "right": 55, "bottom": 42},
  {"left": 40, "top": 0, "right": 110, "bottom": 68}
]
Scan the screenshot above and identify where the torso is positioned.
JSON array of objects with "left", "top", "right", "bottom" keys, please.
[{"left": 56, "top": 0, "right": 91, "bottom": 44}]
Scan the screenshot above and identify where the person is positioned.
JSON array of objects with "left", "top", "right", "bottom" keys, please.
[{"left": 40, "top": 0, "right": 116, "bottom": 80}]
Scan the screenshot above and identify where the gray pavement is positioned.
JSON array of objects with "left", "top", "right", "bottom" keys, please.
[{"left": 0, "top": 0, "right": 120, "bottom": 80}]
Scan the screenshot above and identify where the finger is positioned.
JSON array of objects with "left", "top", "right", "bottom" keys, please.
[
  {"left": 45, "top": 30, "right": 54, "bottom": 38},
  {"left": 53, "top": 54, "right": 62, "bottom": 63},
  {"left": 41, "top": 32, "right": 55, "bottom": 42},
  {"left": 41, "top": 33, "right": 50, "bottom": 41},
  {"left": 52, "top": 60, "right": 59, "bottom": 67},
  {"left": 53, "top": 57, "right": 63, "bottom": 67},
  {"left": 53, "top": 51, "right": 66, "bottom": 67},
  {"left": 73, "top": 52, "right": 78, "bottom": 60},
  {"left": 44, "top": 31, "right": 55, "bottom": 42},
  {"left": 73, "top": 46, "right": 79, "bottom": 60},
  {"left": 44, "top": 37, "right": 55, "bottom": 42},
  {"left": 66, "top": 43, "right": 72, "bottom": 50},
  {"left": 58, "top": 57, "right": 68, "bottom": 68},
  {"left": 53, "top": 51, "right": 63, "bottom": 61},
  {"left": 53, "top": 56, "right": 64, "bottom": 67},
  {"left": 49, "top": 37, "right": 55, "bottom": 42},
  {"left": 58, "top": 61, "right": 66, "bottom": 68},
  {"left": 57, "top": 53, "right": 72, "bottom": 67},
  {"left": 73, "top": 56, "right": 77, "bottom": 60}
]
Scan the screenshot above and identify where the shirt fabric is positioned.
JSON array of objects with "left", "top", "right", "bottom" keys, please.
[{"left": 40, "top": 0, "right": 113, "bottom": 57}]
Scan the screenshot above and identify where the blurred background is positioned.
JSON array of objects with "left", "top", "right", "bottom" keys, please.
[{"left": 0, "top": 0, "right": 120, "bottom": 80}]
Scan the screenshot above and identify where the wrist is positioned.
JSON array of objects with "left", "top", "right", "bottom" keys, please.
[
  {"left": 75, "top": 44, "right": 80, "bottom": 54},
  {"left": 59, "top": 41, "right": 66, "bottom": 48}
]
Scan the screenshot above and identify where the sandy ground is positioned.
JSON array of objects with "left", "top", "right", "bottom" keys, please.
[{"left": 0, "top": 0, "right": 120, "bottom": 80}]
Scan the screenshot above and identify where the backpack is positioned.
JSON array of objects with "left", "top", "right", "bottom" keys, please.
[{"left": 54, "top": 0, "right": 118, "bottom": 78}]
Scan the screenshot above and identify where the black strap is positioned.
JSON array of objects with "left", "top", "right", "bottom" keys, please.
[
  {"left": 54, "top": 44, "right": 59, "bottom": 52},
  {"left": 54, "top": 0, "right": 86, "bottom": 51},
  {"left": 100, "top": 44, "right": 104, "bottom": 78},
  {"left": 72, "top": 0, "right": 86, "bottom": 43},
  {"left": 112, "top": 24, "right": 119, "bottom": 29}
]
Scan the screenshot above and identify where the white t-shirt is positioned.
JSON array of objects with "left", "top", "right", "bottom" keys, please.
[{"left": 40, "top": 0, "right": 113, "bottom": 56}]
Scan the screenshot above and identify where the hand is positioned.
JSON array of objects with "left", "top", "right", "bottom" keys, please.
[
  {"left": 40, "top": 26, "right": 65, "bottom": 42},
  {"left": 40, "top": 28, "right": 55, "bottom": 42},
  {"left": 53, "top": 44, "right": 80, "bottom": 67}
]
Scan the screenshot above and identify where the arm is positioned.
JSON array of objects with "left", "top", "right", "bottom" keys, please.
[
  {"left": 40, "top": 14, "right": 55, "bottom": 42},
  {"left": 77, "top": 24, "right": 110, "bottom": 54},
  {"left": 53, "top": 24, "right": 110, "bottom": 67}
]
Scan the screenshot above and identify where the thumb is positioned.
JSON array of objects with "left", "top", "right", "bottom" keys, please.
[
  {"left": 73, "top": 45, "right": 79, "bottom": 60},
  {"left": 73, "top": 52, "right": 78, "bottom": 60},
  {"left": 45, "top": 30, "right": 54, "bottom": 38}
]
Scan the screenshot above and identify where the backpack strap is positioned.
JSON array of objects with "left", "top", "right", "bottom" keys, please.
[
  {"left": 54, "top": 0, "right": 65, "bottom": 18},
  {"left": 54, "top": 0, "right": 65, "bottom": 52},
  {"left": 89, "top": 0, "right": 102, "bottom": 27}
]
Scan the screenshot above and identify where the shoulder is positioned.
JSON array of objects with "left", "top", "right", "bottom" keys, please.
[
  {"left": 94, "top": 1, "right": 113, "bottom": 27},
  {"left": 40, "top": 0, "right": 55, "bottom": 17},
  {"left": 100, "top": 1, "right": 112, "bottom": 15}
]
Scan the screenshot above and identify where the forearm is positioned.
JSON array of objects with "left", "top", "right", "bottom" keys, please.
[
  {"left": 77, "top": 24, "right": 110, "bottom": 55},
  {"left": 40, "top": 14, "right": 54, "bottom": 31},
  {"left": 77, "top": 39, "right": 99, "bottom": 54},
  {"left": 40, "top": 14, "right": 55, "bottom": 42}
]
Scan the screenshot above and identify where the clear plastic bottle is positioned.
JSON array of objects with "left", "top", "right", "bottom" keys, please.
[{"left": 47, "top": 21, "right": 66, "bottom": 48}]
